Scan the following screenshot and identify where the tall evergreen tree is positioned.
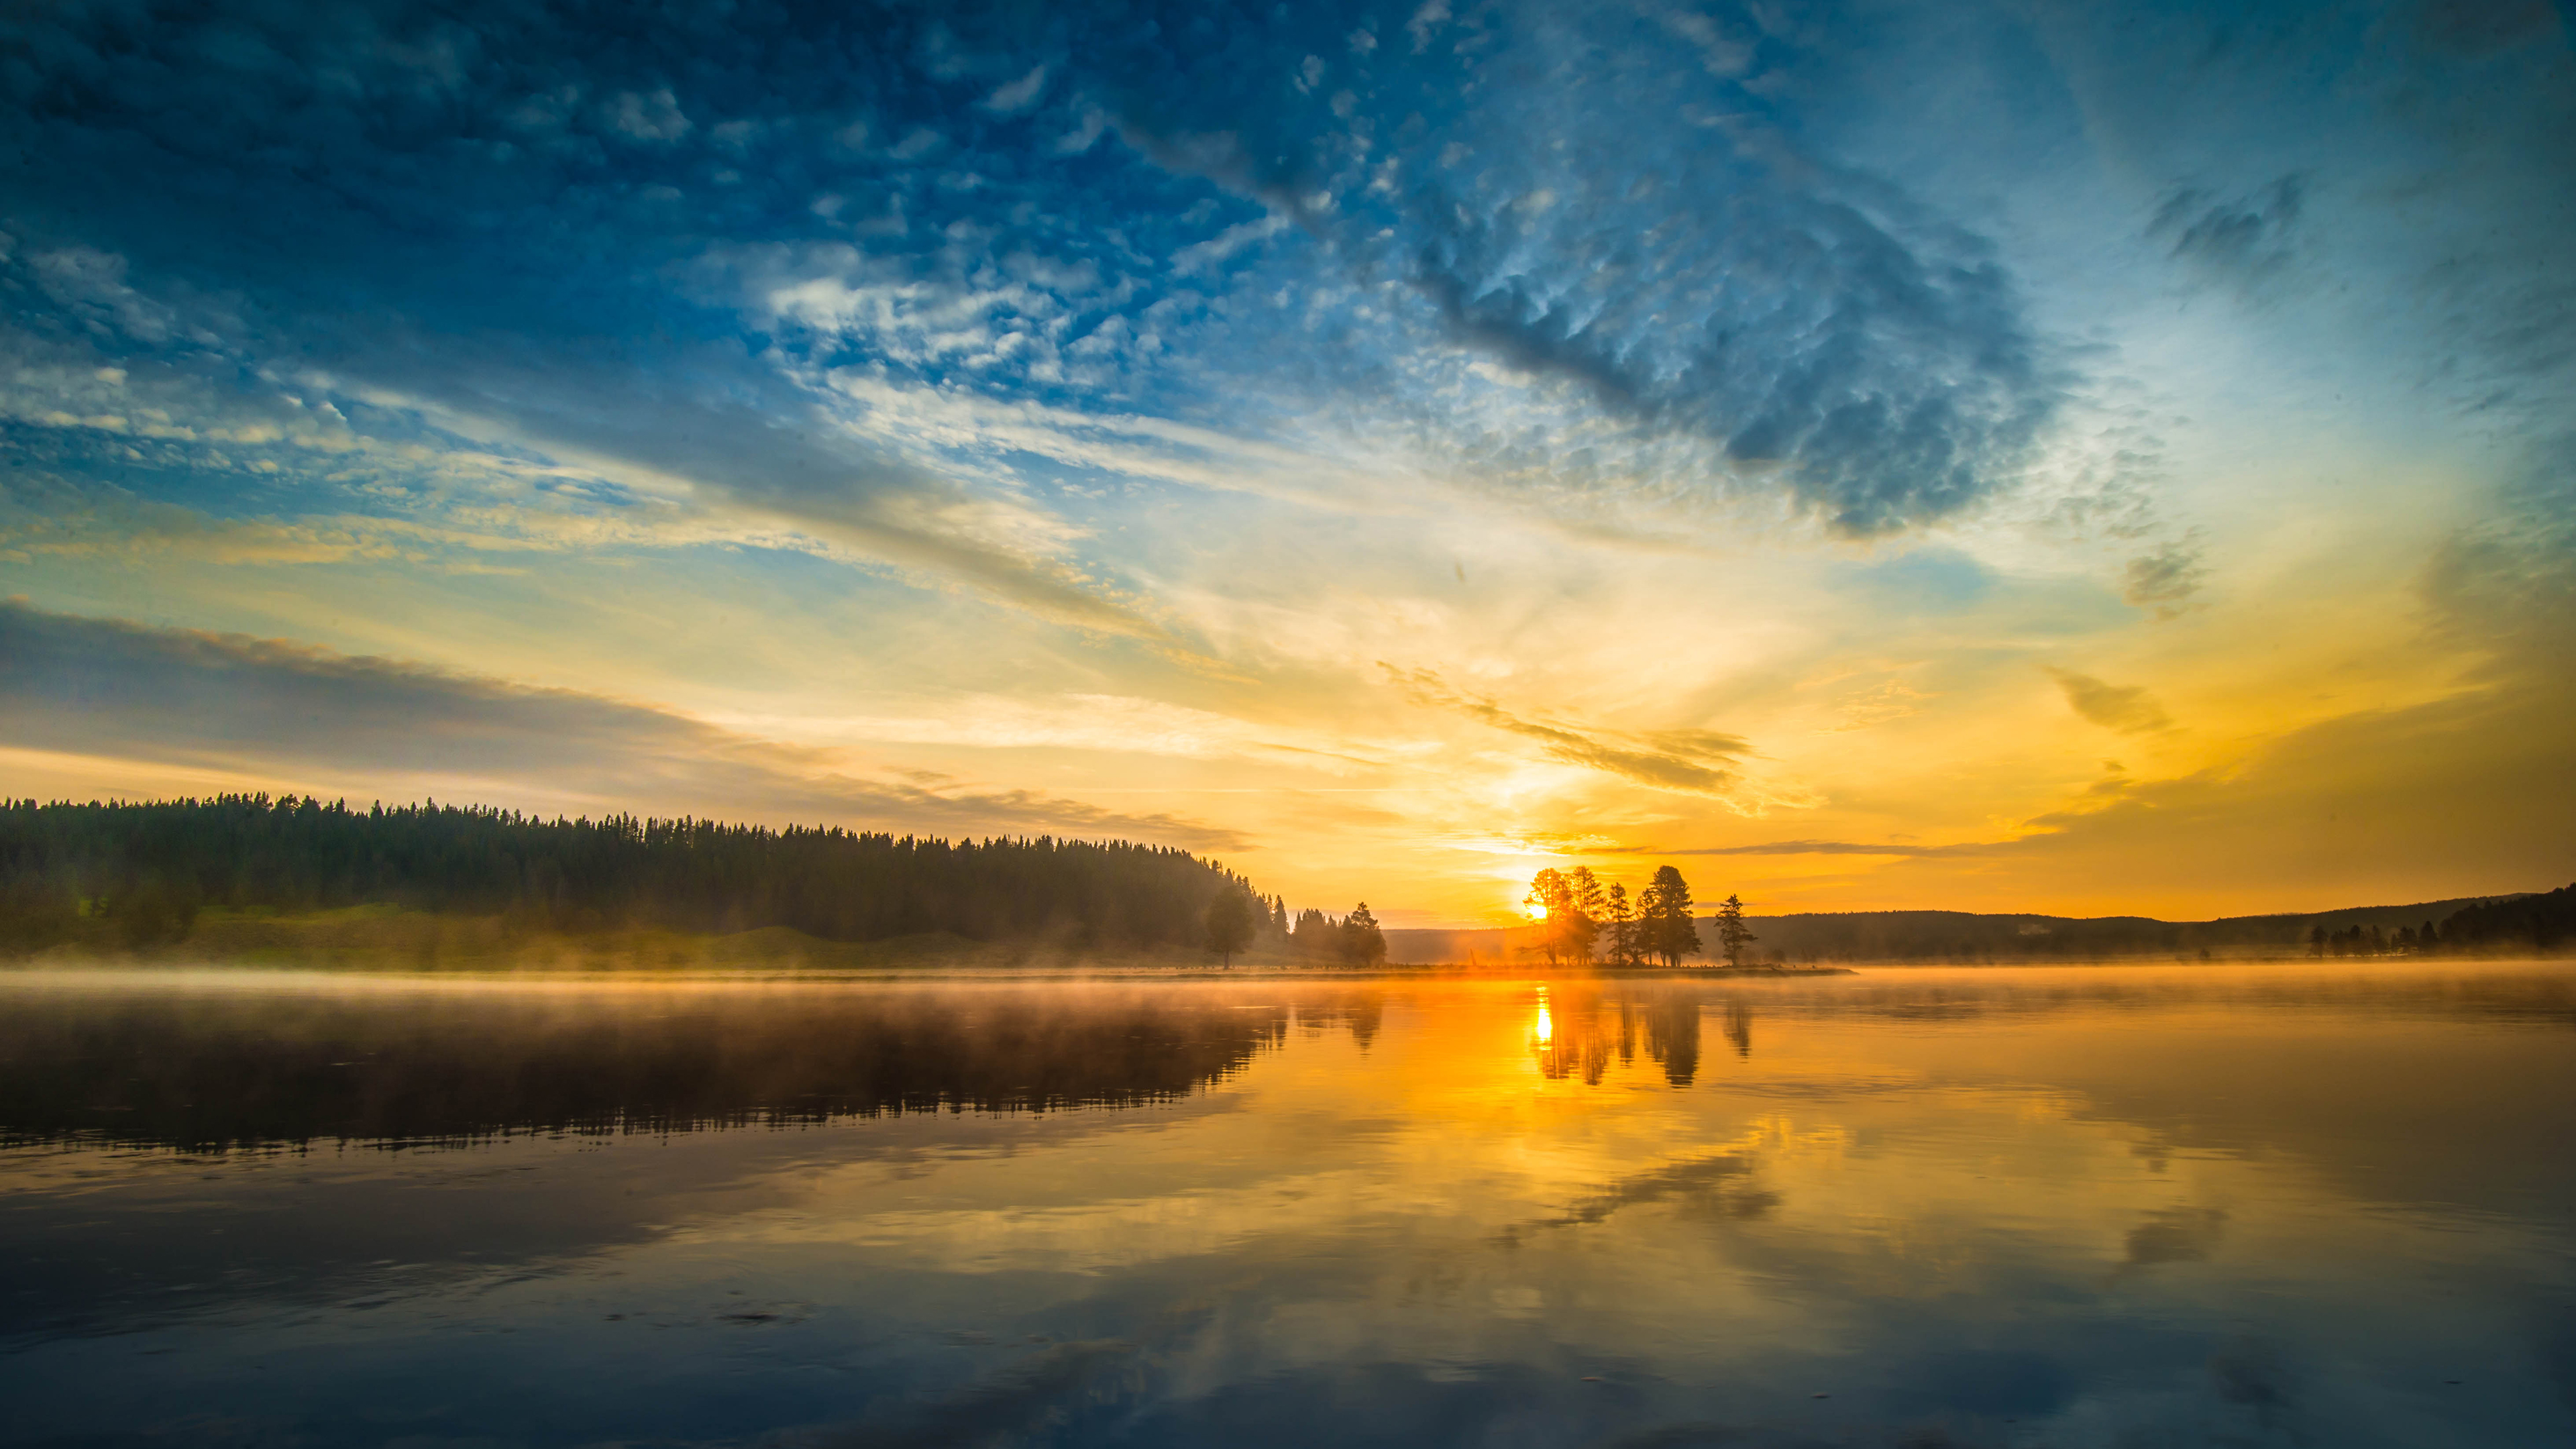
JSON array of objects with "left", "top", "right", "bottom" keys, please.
[
  {"left": 1713, "top": 893, "right": 1756, "bottom": 968},
  {"left": 1342, "top": 902, "right": 1387, "bottom": 967},
  {"left": 1637, "top": 866, "right": 1703, "bottom": 969},
  {"left": 1603, "top": 883, "right": 1637, "bottom": 968}
]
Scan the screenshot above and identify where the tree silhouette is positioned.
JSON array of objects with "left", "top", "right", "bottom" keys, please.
[
  {"left": 1603, "top": 883, "right": 1638, "bottom": 967},
  {"left": 1523, "top": 867, "right": 1601, "bottom": 966},
  {"left": 1205, "top": 889, "right": 1255, "bottom": 968},
  {"left": 1713, "top": 893, "right": 1756, "bottom": 968},
  {"left": 1342, "top": 902, "right": 1387, "bottom": 967},
  {"left": 1638, "top": 866, "right": 1703, "bottom": 968},
  {"left": 0, "top": 795, "right": 1274, "bottom": 957},
  {"left": 1569, "top": 867, "right": 1609, "bottom": 954}
]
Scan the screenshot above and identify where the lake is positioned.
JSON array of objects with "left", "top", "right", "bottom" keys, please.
[{"left": 2, "top": 963, "right": 2571, "bottom": 1448}]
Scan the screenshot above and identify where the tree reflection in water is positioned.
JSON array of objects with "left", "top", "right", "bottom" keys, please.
[
  {"left": 1532, "top": 986, "right": 1718, "bottom": 1086},
  {"left": 3, "top": 966, "right": 2573, "bottom": 1449},
  {"left": 0, "top": 983, "right": 1319, "bottom": 1150}
]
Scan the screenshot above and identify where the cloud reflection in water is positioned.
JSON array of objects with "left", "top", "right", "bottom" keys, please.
[{"left": 0, "top": 964, "right": 2571, "bottom": 1448}]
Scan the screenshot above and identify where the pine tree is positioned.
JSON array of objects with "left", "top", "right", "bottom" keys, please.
[
  {"left": 1603, "top": 883, "right": 1636, "bottom": 967},
  {"left": 1342, "top": 902, "right": 1387, "bottom": 967},
  {"left": 1638, "top": 866, "right": 1703, "bottom": 969},
  {"left": 1713, "top": 892, "right": 1756, "bottom": 968}
]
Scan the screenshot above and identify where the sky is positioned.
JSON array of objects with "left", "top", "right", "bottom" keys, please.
[{"left": 1, "top": 0, "right": 2571, "bottom": 926}]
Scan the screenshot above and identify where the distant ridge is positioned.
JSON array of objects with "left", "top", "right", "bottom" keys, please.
[{"left": 1385, "top": 892, "right": 2555, "bottom": 966}]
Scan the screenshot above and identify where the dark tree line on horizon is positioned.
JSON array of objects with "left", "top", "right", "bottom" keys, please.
[
  {"left": 2309, "top": 883, "right": 2574, "bottom": 957},
  {"left": 0, "top": 794, "right": 1286, "bottom": 955}
]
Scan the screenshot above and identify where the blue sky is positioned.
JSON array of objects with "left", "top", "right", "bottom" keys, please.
[{"left": 3, "top": 0, "right": 2571, "bottom": 922}]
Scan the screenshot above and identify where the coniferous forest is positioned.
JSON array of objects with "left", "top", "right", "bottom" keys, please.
[{"left": 0, "top": 795, "right": 1282, "bottom": 955}]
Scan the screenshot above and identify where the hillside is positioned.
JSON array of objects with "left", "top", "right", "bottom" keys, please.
[{"left": 1384, "top": 891, "right": 2557, "bottom": 966}]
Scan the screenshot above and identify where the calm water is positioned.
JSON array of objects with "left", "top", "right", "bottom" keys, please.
[{"left": 2, "top": 965, "right": 2572, "bottom": 1448}]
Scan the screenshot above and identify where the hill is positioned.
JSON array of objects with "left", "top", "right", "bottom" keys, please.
[{"left": 1384, "top": 891, "right": 2559, "bottom": 966}]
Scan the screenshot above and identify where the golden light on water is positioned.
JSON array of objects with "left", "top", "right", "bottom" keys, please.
[{"left": 1532, "top": 986, "right": 1553, "bottom": 1047}]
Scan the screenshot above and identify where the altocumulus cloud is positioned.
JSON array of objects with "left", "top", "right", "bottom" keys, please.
[
  {"left": 0, "top": 601, "right": 1244, "bottom": 849},
  {"left": 0, "top": 0, "right": 2070, "bottom": 574},
  {"left": 1086, "top": 0, "right": 2063, "bottom": 533}
]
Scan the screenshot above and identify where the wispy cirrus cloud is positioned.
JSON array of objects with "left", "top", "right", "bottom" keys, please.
[
  {"left": 1379, "top": 664, "right": 1750, "bottom": 796},
  {"left": 1663, "top": 839, "right": 2002, "bottom": 857}
]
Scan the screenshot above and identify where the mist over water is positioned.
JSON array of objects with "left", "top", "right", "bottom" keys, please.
[{"left": 3, "top": 963, "right": 2571, "bottom": 1448}]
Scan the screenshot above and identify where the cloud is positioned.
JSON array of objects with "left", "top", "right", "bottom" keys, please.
[
  {"left": 1889, "top": 669, "right": 2576, "bottom": 912},
  {"left": 602, "top": 88, "right": 691, "bottom": 142},
  {"left": 2045, "top": 667, "right": 2175, "bottom": 735},
  {"left": 1169, "top": 214, "right": 1290, "bottom": 278},
  {"left": 1381, "top": 665, "right": 1749, "bottom": 796},
  {"left": 1664, "top": 839, "right": 2001, "bottom": 857},
  {"left": 1820, "top": 680, "right": 1933, "bottom": 733},
  {"left": 979, "top": 64, "right": 1049, "bottom": 115},
  {"left": 316, "top": 343, "right": 1185, "bottom": 643},
  {"left": 2121, "top": 537, "right": 2208, "bottom": 618},
  {"left": 0, "top": 0, "right": 2074, "bottom": 557},
  {"left": 1091, "top": 2, "right": 2065, "bottom": 534},
  {"left": 0, "top": 600, "right": 1243, "bottom": 850},
  {"left": 795, "top": 692, "right": 1393, "bottom": 770},
  {"left": 2150, "top": 176, "right": 2304, "bottom": 286}
]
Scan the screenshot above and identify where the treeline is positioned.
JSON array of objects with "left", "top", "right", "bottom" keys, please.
[
  {"left": 1202, "top": 893, "right": 1387, "bottom": 968},
  {"left": 0, "top": 794, "right": 1282, "bottom": 955},
  {"left": 1733, "top": 886, "right": 2573, "bottom": 963},
  {"left": 2312, "top": 883, "right": 2574, "bottom": 957}
]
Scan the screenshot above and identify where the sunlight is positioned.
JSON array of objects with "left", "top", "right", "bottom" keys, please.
[{"left": 1532, "top": 986, "right": 1553, "bottom": 1047}]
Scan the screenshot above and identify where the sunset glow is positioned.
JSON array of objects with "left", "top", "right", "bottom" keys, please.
[{"left": 1, "top": 1, "right": 2568, "bottom": 926}]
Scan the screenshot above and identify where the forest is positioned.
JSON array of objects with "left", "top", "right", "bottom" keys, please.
[
  {"left": 2404, "top": 883, "right": 2573, "bottom": 955},
  {"left": 0, "top": 794, "right": 1297, "bottom": 957}
]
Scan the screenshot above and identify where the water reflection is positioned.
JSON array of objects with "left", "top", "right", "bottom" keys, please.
[
  {"left": 1534, "top": 986, "right": 1705, "bottom": 1085},
  {"left": 0, "top": 963, "right": 2570, "bottom": 1449},
  {"left": 0, "top": 977, "right": 1358, "bottom": 1149}
]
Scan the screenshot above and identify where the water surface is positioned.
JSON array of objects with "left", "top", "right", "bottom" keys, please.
[{"left": 3, "top": 963, "right": 2571, "bottom": 1447}]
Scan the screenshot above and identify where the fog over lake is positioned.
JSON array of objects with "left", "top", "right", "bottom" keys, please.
[{"left": 3, "top": 963, "right": 2570, "bottom": 1448}]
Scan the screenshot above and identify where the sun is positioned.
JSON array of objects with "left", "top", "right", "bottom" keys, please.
[{"left": 1521, "top": 898, "right": 1548, "bottom": 920}]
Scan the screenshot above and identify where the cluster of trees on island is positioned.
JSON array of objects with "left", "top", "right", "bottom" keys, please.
[
  {"left": 0, "top": 794, "right": 1287, "bottom": 957},
  {"left": 1520, "top": 865, "right": 1758, "bottom": 969}
]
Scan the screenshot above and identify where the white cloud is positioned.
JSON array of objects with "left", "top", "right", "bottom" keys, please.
[
  {"left": 980, "top": 64, "right": 1049, "bottom": 115},
  {"left": 602, "top": 88, "right": 691, "bottom": 142}
]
